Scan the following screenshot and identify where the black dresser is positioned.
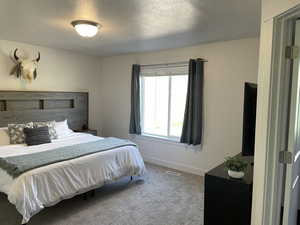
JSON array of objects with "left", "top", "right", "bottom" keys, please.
[{"left": 204, "top": 155, "right": 254, "bottom": 225}]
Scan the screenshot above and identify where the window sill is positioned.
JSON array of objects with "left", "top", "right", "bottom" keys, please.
[
  {"left": 140, "top": 133, "right": 180, "bottom": 143},
  {"left": 130, "top": 134, "right": 199, "bottom": 150}
]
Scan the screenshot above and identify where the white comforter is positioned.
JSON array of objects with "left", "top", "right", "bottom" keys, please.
[{"left": 0, "top": 133, "right": 146, "bottom": 224}]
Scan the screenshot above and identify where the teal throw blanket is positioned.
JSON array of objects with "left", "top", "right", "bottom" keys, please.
[{"left": 0, "top": 137, "right": 136, "bottom": 178}]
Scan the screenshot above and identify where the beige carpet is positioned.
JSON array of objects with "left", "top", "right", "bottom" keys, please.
[{"left": 0, "top": 163, "right": 204, "bottom": 225}]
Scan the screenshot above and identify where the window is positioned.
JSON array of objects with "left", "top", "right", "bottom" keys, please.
[{"left": 140, "top": 64, "right": 188, "bottom": 141}]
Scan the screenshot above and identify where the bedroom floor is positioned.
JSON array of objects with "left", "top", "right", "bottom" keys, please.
[{"left": 0, "top": 163, "right": 204, "bottom": 225}]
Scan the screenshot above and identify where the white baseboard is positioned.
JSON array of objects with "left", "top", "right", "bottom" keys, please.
[{"left": 142, "top": 154, "right": 206, "bottom": 176}]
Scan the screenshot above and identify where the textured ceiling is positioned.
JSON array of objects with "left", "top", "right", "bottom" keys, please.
[{"left": 0, "top": 0, "right": 261, "bottom": 56}]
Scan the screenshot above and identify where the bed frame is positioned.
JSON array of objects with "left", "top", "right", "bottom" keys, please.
[
  {"left": 0, "top": 91, "right": 88, "bottom": 130},
  {"left": 0, "top": 91, "right": 135, "bottom": 225},
  {"left": 0, "top": 91, "right": 89, "bottom": 225}
]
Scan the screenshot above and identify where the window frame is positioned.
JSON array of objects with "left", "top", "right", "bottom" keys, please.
[{"left": 140, "top": 73, "right": 188, "bottom": 141}]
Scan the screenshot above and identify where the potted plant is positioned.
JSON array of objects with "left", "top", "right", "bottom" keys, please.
[{"left": 224, "top": 156, "right": 248, "bottom": 179}]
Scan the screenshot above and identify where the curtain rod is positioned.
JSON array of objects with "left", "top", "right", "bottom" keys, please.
[{"left": 140, "top": 59, "right": 208, "bottom": 67}]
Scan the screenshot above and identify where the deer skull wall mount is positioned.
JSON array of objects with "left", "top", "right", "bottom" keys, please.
[{"left": 10, "top": 49, "right": 41, "bottom": 82}]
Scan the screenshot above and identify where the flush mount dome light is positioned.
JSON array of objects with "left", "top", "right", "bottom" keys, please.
[{"left": 71, "top": 20, "right": 101, "bottom": 38}]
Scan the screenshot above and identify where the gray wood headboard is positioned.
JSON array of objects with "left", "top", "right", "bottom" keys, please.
[{"left": 0, "top": 91, "right": 88, "bottom": 130}]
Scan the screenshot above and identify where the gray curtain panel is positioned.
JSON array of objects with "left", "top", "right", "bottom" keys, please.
[
  {"left": 180, "top": 59, "right": 204, "bottom": 145},
  {"left": 129, "top": 64, "right": 142, "bottom": 134}
]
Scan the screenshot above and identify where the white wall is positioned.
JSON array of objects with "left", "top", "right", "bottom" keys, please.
[
  {"left": 99, "top": 38, "right": 259, "bottom": 175},
  {"left": 0, "top": 39, "right": 102, "bottom": 132}
]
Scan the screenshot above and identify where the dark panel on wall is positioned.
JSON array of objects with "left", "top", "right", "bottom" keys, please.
[
  {"left": 6, "top": 100, "right": 40, "bottom": 111},
  {"left": 0, "top": 100, "right": 6, "bottom": 111},
  {"left": 0, "top": 91, "right": 88, "bottom": 130},
  {"left": 44, "top": 99, "right": 75, "bottom": 109}
]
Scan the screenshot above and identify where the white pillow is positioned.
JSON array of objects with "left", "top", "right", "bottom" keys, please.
[
  {"left": 0, "top": 127, "right": 10, "bottom": 146},
  {"left": 55, "top": 120, "right": 74, "bottom": 138}
]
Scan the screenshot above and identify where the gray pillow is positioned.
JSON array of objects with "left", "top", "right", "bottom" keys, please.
[
  {"left": 8, "top": 122, "right": 34, "bottom": 144},
  {"left": 24, "top": 126, "right": 51, "bottom": 146},
  {"left": 33, "top": 121, "right": 58, "bottom": 140}
]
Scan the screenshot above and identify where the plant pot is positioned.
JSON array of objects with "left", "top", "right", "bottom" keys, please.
[{"left": 228, "top": 170, "right": 245, "bottom": 179}]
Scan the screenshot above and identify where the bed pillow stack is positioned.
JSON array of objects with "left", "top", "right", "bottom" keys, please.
[
  {"left": 7, "top": 121, "right": 59, "bottom": 145},
  {"left": 4, "top": 120, "right": 74, "bottom": 145}
]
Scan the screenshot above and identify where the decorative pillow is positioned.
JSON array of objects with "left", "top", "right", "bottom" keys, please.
[
  {"left": 24, "top": 126, "right": 51, "bottom": 146},
  {"left": 8, "top": 122, "right": 34, "bottom": 144},
  {"left": 34, "top": 121, "right": 58, "bottom": 140},
  {"left": 55, "top": 120, "right": 74, "bottom": 138},
  {"left": 0, "top": 127, "right": 10, "bottom": 146}
]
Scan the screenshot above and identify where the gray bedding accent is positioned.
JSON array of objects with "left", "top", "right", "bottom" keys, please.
[{"left": 0, "top": 137, "right": 136, "bottom": 178}]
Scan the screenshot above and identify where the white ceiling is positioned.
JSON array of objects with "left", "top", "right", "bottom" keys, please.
[{"left": 0, "top": 0, "right": 261, "bottom": 56}]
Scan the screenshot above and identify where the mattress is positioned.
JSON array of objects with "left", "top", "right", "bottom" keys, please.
[{"left": 0, "top": 133, "right": 146, "bottom": 224}]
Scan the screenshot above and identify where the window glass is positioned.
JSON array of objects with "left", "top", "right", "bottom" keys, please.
[
  {"left": 142, "top": 76, "right": 169, "bottom": 136},
  {"left": 170, "top": 75, "right": 188, "bottom": 137}
]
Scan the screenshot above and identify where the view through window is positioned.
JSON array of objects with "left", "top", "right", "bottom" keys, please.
[{"left": 141, "top": 73, "right": 188, "bottom": 140}]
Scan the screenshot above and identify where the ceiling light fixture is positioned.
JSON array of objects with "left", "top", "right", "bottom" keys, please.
[{"left": 71, "top": 20, "right": 101, "bottom": 38}]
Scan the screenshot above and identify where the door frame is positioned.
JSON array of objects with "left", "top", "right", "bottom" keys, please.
[{"left": 259, "top": 6, "right": 300, "bottom": 225}]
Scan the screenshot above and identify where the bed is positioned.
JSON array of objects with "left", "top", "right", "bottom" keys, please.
[{"left": 0, "top": 91, "right": 146, "bottom": 224}]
